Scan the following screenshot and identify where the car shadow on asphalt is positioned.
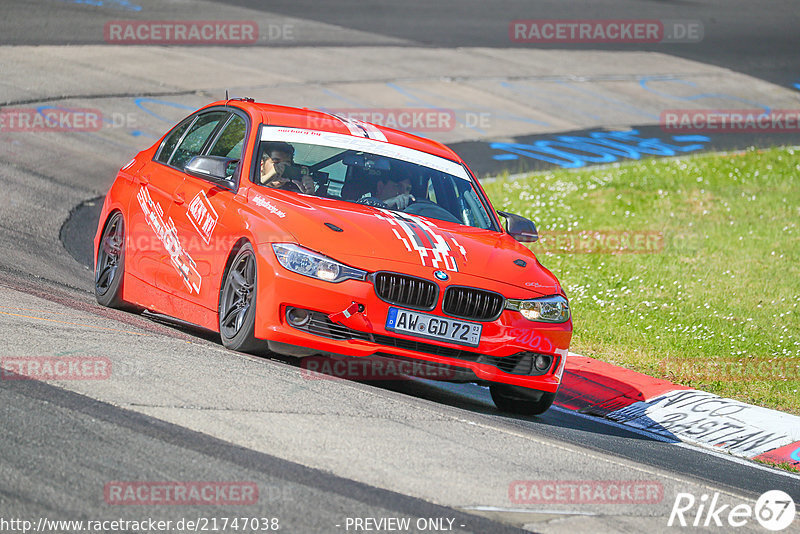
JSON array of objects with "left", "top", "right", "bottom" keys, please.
[
  {"left": 126, "top": 311, "right": 672, "bottom": 445},
  {"left": 260, "top": 352, "right": 675, "bottom": 444}
]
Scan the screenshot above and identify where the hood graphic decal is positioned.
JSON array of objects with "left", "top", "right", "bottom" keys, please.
[{"left": 375, "top": 209, "right": 464, "bottom": 272}]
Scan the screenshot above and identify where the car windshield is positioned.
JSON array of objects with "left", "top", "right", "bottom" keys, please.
[{"left": 256, "top": 126, "right": 497, "bottom": 230}]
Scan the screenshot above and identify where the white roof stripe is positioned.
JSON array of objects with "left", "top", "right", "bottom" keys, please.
[
  {"left": 350, "top": 118, "right": 388, "bottom": 142},
  {"left": 329, "top": 114, "right": 366, "bottom": 137},
  {"left": 260, "top": 126, "right": 469, "bottom": 180}
]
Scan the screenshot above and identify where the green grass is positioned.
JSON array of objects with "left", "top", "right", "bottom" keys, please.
[
  {"left": 483, "top": 147, "right": 800, "bottom": 414},
  {"left": 754, "top": 458, "right": 799, "bottom": 473}
]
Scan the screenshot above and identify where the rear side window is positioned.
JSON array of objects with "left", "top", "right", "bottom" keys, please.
[
  {"left": 155, "top": 117, "right": 194, "bottom": 164},
  {"left": 208, "top": 115, "right": 246, "bottom": 159},
  {"left": 169, "top": 111, "right": 227, "bottom": 169}
]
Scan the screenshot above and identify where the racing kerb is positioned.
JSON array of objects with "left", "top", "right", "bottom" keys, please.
[{"left": 557, "top": 353, "right": 800, "bottom": 468}]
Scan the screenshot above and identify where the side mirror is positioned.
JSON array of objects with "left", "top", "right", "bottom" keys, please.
[
  {"left": 497, "top": 210, "right": 538, "bottom": 243},
  {"left": 185, "top": 156, "right": 238, "bottom": 191}
]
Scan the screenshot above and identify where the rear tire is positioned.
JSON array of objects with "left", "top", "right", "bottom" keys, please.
[
  {"left": 490, "top": 384, "right": 556, "bottom": 416},
  {"left": 95, "top": 212, "right": 127, "bottom": 308},
  {"left": 219, "top": 243, "right": 260, "bottom": 352}
]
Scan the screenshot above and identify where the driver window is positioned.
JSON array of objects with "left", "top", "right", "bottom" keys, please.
[{"left": 169, "top": 111, "right": 227, "bottom": 170}]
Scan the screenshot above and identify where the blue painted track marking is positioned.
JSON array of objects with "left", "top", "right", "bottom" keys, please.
[
  {"left": 556, "top": 80, "right": 659, "bottom": 120},
  {"left": 489, "top": 129, "right": 710, "bottom": 169},
  {"left": 57, "top": 0, "right": 142, "bottom": 11},
  {"left": 319, "top": 88, "right": 365, "bottom": 107},
  {"left": 387, "top": 82, "right": 550, "bottom": 134},
  {"left": 134, "top": 97, "right": 195, "bottom": 123},
  {"left": 639, "top": 76, "right": 771, "bottom": 114},
  {"left": 33, "top": 105, "right": 148, "bottom": 149},
  {"left": 385, "top": 82, "right": 477, "bottom": 134},
  {"left": 34, "top": 105, "right": 82, "bottom": 128},
  {"left": 499, "top": 81, "right": 604, "bottom": 122}
]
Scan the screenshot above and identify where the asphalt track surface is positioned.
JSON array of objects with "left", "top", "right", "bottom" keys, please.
[
  {"left": 1, "top": 1, "right": 799, "bottom": 533},
  {"left": 217, "top": 0, "right": 800, "bottom": 88},
  {"left": 3, "top": 0, "right": 799, "bottom": 87}
]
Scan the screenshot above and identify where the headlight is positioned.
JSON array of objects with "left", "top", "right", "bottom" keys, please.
[
  {"left": 506, "top": 295, "right": 570, "bottom": 323},
  {"left": 272, "top": 244, "right": 367, "bottom": 283}
]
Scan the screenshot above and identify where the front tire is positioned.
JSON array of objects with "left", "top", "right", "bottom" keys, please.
[
  {"left": 219, "top": 243, "right": 260, "bottom": 352},
  {"left": 95, "top": 212, "right": 126, "bottom": 308},
  {"left": 490, "top": 384, "right": 556, "bottom": 416}
]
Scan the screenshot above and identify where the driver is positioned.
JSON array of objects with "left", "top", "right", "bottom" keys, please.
[
  {"left": 260, "top": 142, "right": 315, "bottom": 194},
  {"left": 358, "top": 175, "right": 415, "bottom": 210}
]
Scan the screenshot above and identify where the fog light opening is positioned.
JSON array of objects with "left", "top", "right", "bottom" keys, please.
[
  {"left": 534, "top": 354, "right": 551, "bottom": 372},
  {"left": 286, "top": 307, "right": 311, "bottom": 327}
]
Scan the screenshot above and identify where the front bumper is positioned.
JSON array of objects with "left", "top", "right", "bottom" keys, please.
[{"left": 253, "top": 243, "right": 571, "bottom": 393}]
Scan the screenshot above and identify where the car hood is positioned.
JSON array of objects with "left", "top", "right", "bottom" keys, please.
[{"left": 250, "top": 191, "right": 562, "bottom": 297}]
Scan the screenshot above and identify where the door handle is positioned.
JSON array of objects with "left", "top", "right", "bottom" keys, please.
[{"left": 173, "top": 192, "right": 185, "bottom": 205}]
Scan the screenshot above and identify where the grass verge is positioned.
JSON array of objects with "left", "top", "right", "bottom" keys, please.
[
  {"left": 483, "top": 147, "right": 800, "bottom": 415},
  {"left": 754, "top": 458, "right": 800, "bottom": 473}
]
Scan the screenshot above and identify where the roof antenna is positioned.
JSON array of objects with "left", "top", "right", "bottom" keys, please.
[{"left": 225, "top": 89, "right": 229, "bottom": 104}]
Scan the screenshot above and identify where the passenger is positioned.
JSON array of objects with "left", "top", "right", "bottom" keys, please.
[
  {"left": 358, "top": 175, "right": 415, "bottom": 209},
  {"left": 260, "top": 142, "right": 315, "bottom": 194}
]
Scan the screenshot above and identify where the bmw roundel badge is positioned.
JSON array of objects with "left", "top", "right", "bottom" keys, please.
[{"left": 434, "top": 270, "right": 449, "bottom": 281}]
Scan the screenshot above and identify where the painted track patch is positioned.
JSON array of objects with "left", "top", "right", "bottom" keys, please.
[{"left": 557, "top": 354, "right": 800, "bottom": 468}]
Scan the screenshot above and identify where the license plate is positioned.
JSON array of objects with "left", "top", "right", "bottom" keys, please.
[{"left": 385, "top": 307, "right": 482, "bottom": 347}]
